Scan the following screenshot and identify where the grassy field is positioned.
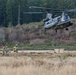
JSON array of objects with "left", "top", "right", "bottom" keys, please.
[
  {"left": 0, "top": 53, "right": 76, "bottom": 75},
  {"left": 0, "top": 21, "right": 76, "bottom": 50},
  {"left": 5, "top": 21, "right": 76, "bottom": 50},
  {"left": 6, "top": 42, "right": 76, "bottom": 50}
]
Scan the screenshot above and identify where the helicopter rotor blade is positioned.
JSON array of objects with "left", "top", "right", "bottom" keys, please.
[
  {"left": 66, "top": 8, "right": 76, "bottom": 12},
  {"left": 29, "top": 6, "right": 76, "bottom": 13},
  {"left": 29, "top": 6, "right": 52, "bottom": 10},
  {"left": 29, "top": 6, "right": 64, "bottom": 12},
  {"left": 24, "top": 12, "right": 47, "bottom": 14}
]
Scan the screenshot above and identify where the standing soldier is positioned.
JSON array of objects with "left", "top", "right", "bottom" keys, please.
[
  {"left": 13, "top": 44, "right": 18, "bottom": 53},
  {"left": 5, "top": 46, "right": 10, "bottom": 56},
  {"left": 2, "top": 46, "right": 6, "bottom": 56}
]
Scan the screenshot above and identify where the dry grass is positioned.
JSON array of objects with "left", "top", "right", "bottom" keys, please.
[{"left": 0, "top": 55, "right": 76, "bottom": 75}]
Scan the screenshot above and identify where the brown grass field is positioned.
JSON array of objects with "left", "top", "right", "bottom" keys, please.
[{"left": 0, "top": 52, "right": 76, "bottom": 75}]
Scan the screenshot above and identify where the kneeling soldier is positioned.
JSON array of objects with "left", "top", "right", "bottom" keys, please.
[
  {"left": 2, "top": 46, "right": 9, "bottom": 56},
  {"left": 2, "top": 46, "right": 6, "bottom": 56},
  {"left": 13, "top": 44, "right": 18, "bottom": 53}
]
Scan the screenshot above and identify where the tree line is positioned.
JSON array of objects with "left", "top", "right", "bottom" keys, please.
[{"left": 0, "top": 0, "right": 76, "bottom": 27}]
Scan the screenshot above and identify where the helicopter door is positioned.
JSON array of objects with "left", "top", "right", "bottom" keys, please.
[{"left": 44, "top": 18, "right": 58, "bottom": 29}]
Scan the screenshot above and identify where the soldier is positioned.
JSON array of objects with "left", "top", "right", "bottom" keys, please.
[
  {"left": 2, "top": 46, "right": 6, "bottom": 56},
  {"left": 13, "top": 44, "right": 18, "bottom": 53},
  {"left": 5, "top": 46, "right": 10, "bottom": 56}
]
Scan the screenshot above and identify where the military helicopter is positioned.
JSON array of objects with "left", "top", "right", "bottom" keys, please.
[
  {"left": 43, "top": 11, "right": 73, "bottom": 33},
  {"left": 24, "top": 6, "right": 76, "bottom": 33}
]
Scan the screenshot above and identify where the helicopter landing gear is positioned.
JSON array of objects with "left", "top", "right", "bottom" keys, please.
[
  {"left": 55, "top": 29, "right": 57, "bottom": 33},
  {"left": 66, "top": 28, "right": 68, "bottom": 31},
  {"left": 44, "top": 28, "right": 46, "bottom": 34}
]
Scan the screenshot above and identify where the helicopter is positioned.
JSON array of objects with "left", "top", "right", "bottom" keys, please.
[
  {"left": 43, "top": 11, "right": 73, "bottom": 33},
  {"left": 24, "top": 6, "right": 76, "bottom": 33}
]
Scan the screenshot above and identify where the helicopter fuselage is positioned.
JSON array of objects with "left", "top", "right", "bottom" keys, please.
[
  {"left": 44, "top": 21, "right": 73, "bottom": 30},
  {"left": 44, "top": 12, "right": 73, "bottom": 31}
]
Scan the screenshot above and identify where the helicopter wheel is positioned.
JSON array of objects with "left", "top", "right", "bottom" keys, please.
[
  {"left": 65, "top": 28, "right": 71, "bottom": 37},
  {"left": 44, "top": 28, "right": 46, "bottom": 34},
  {"left": 66, "top": 28, "right": 68, "bottom": 31},
  {"left": 55, "top": 29, "right": 57, "bottom": 33}
]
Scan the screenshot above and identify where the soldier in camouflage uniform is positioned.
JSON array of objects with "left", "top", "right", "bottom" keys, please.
[
  {"left": 5, "top": 46, "right": 10, "bottom": 56},
  {"left": 13, "top": 44, "right": 18, "bottom": 53},
  {"left": 2, "top": 46, "right": 6, "bottom": 56},
  {"left": 2, "top": 46, "right": 9, "bottom": 56}
]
